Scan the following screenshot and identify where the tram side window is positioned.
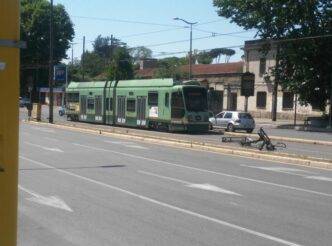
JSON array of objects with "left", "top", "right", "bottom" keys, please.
[
  {"left": 165, "top": 93, "right": 169, "bottom": 107},
  {"left": 171, "top": 91, "right": 185, "bottom": 118},
  {"left": 105, "top": 98, "right": 113, "bottom": 111},
  {"left": 127, "top": 99, "right": 136, "bottom": 112},
  {"left": 87, "top": 98, "right": 95, "bottom": 110},
  {"left": 148, "top": 92, "right": 158, "bottom": 106}
]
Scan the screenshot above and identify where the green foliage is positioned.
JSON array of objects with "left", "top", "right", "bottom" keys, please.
[
  {"left": 68, "top": 59, "right": 82, "bottom": 82},
  {"left": 130, "top": 46, "right": 153, "bottom": 63},
  {"left": 20, "top": 0, "right": 74, "bottom": 94},
  {"left": 108, "top": 47, "right": 134, "bottom": 80},
  {"left": 21, "top": 0, "right": 74, "bottom": 65},
  {"left": 82, "top": 51, "right": 104, "bottom": 77},
  {"left": 153, "top": 57, "right": 188, "bottom": 80},
  {"left": 196, "top": 51, "right": 213, "bottom": 64},
  {"left": 213, "top": 0, "right": 332, "bottom": 109},
  {"left": 208, "top": 48, "right": 235, "bottom": 63}
]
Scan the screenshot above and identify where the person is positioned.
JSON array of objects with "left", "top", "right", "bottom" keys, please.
[{"left": 26, "top": 102, "right": 33, "bottom": 120}]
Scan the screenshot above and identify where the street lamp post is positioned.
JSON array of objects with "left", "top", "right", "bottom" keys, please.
[
  {"left": 173, "top": 17, "right": 197, "bottom": 80},
  {"left": 48, "top": 0, "right": 54, "bottom": 123}
]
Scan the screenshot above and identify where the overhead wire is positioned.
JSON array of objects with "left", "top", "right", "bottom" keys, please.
[{"left": 71, "top": 15, "right": 184, "bottom": 28}]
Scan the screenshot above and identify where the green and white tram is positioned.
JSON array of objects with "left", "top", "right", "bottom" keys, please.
[{"left": 65, "top": 78, "right": 209, "bottom": 132}]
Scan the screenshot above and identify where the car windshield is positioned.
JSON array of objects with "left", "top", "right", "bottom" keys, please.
[
  {"left": 239, "top": 113, "right": 253, "bottom": 119},
  {"left": 183, "top": 87, "right": 208, "bottom": 112}
]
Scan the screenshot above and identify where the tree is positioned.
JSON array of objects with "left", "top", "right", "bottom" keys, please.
[
  {"left": 129, "top": 46, "right": 153, "bottom": 63},
  {"left": 213, "top": 0, "right": 332, "bottom": 110},
  {"left": 93, "top": 35, "right": 124, "bottom": 65},
  {"left": 196, "top": 51, "right": 213, "bottom": 64},
  {"left": 68, "top": 58, "right": 82, "bottom": 82},
  {"left": 153, "top": 56, "right": 188, "bottom": 80},
  {"left": 20, "top": 0, "right": 74, "bottom": 94},
  {"left": 83, "top": 51, "right": 104, "bottom": 77},
  {"left": 108, "top": 47, "right": 134, "bottom": 80},
  {"left": 209, "top": 48, "right": 235, "bottom": 63}
]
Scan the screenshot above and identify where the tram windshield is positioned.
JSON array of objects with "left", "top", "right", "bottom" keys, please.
[
  {"left": 183, "top": 87, "right": 208, "bottom": 112},
  {"left": 67, "top": 92, "right": 79, "bottom": 103}
]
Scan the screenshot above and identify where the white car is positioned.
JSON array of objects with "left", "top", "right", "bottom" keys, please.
[{"left": 209, "top": 111, "right": 255, "bottom": 133}]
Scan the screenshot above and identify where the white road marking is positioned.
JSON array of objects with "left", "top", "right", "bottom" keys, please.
[
  {"left": 305, "top": 176, "right": 332, "bottom": 182},
  {"left": 240, "top": 164, "right": 316, "bottom": 177},
  {"left": 43, "top": 137, "right": 59, "bottom": 142},
  {"left": 73, "top": 143, "right": 332, "bottom": 198},
  {"left": 104, "top": 140, "right": 148, "bottom": 150},
  {"left": 124, "top": 145, "right": 148, "bottom": 150},
  {"left": 25, "top": 142, "right": 64, "bottom": 153},
  {"left": 30, "top": 126, "right": 55, "bottom": 133},
  {"left": 18, "top": 185, "right": 72, "bottom": 212},
  {"left": 139, "top": 170, "right": 241, "bottom": 196},
  {"left": 19, "top": 156, "right": 302, "bottom": 246}
]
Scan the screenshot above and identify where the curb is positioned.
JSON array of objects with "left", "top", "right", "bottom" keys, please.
[{"left": 24, "top": 120, "right": 332, "bottom": 170}]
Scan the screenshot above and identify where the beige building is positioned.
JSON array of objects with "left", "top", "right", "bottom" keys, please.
[{"left": 243, "top": 39, "right": 322, "bottom": 120}]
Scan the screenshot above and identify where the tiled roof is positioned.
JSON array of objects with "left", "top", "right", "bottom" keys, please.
[
  {"left": 135, "top": 61, "right": 244, "bottom": 78},
  {"left": 181, "top": 62, "right": 244, "bottom": 75}
]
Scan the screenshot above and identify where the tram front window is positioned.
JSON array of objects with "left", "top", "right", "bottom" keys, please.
[
  {"left": 171, "top": 91, "right": 185, "bottom": 118},
  {"left": 183, "top": 87, "right": 208, "bottom": 112}
]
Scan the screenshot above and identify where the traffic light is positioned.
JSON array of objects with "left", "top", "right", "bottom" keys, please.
[{"left": 0, "top": 1, "right": 20, "bottom": 245}]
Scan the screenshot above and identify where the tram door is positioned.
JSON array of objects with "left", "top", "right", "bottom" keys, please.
[
  {"left": 95, "top": 95, "right": 102, "bottom": 122},
  {"left": 137, "top": 96, "right": 147, "bottom": 126},
  {"left": 117, "top": 96, "right": 126, "bottom": 124},
  {"left": 80, "top": 95, "right": 87, "bottom": 120}
]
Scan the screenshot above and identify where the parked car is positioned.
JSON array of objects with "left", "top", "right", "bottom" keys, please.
[
  {"left": 209, "top": 111, "right": 255, "bottom": 133},
  {"left": 58, "top": 106, "right": 65, "bottom": 116},
  {"left": 19, "top": 97, "right": 30, "bottom": 107}
]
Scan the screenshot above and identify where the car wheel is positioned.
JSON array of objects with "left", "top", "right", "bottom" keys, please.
[
  {"left": 227, "top": 123, "right": 235, "bottom": 132},
  {"left": 246, "top": 129, "right": 254, "bottom": 133},
  {"left": 209, "top": 124, "right": 213, "bottom": 130}
]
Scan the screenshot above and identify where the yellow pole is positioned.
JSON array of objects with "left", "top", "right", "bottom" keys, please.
[{"left": 0, "top": 1, "right": 20, "bottom": 246}]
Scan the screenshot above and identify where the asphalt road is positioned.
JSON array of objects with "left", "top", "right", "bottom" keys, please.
[{"left": 18, "top": 122, "right": 332, "bottom": 246}]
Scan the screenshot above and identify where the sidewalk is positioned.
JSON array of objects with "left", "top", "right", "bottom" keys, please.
[{"left": 255, "top": 118, "right": 332, "bottom": 133}]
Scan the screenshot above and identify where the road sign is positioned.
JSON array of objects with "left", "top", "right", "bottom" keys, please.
[
  {"left": 241, "top": 72, "right": 255, "bottom": 97},
  {"left": 54, "top": 65, "right": 67, "bottom": 82}
]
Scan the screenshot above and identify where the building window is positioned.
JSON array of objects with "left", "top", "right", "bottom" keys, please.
[
  {"left": 256, "top": 91, "right": 267, "bottom": 108},
  {"left": 148, "top": 92, "right": 158, "bottom": 106},
  {"left": 259, "top": 58, "right": 266, "bottom": 76},
  {"left": 282, "top": 92, "right": 294, "bottom": 109},
  {"left": 87, "top": 98, "right": 94, "bottom": 110},
  {"left": 165, "top": 93, "right": 169, "bottom": 107},
  {"left": 126, "top": 99, "right": 136, "bottom": 112}
]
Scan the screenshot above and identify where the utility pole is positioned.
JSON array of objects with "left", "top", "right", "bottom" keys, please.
[
  {"left": 48, "top": 0, "right": 54, "bottom": 123},
  {"left": 110, "top": 34, "right": 114, "bottom": 66},
  {"left": 71, "top": 43, "right": 74, "bottom": 64},
  {"left": 329, "top": 75, "right": 332, "bottom": 128},
  {"left": 82, "top": 36, "right": 85, "bottom": 81},
  {"left": 173, "top": 17, "right": 197, "bottom": 80},
  {"left": 294, "top": 93, "right": 298, "bottom": 127},
  {"left": 271, "top": 45, "right": 280, "bottom": 121}
]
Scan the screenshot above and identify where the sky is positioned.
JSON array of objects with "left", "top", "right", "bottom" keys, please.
[{"left": 55, "top": 0, "right": 258, "bottom": 63}]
